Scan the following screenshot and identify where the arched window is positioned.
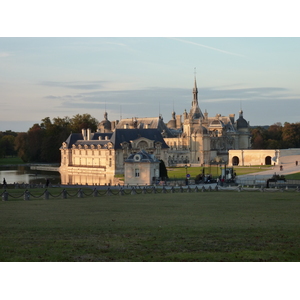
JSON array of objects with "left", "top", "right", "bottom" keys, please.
[{"left": 137, "top": 141, "right": 148, "bottom": 150}]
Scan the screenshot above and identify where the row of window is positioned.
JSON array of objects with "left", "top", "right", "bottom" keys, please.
[{"left": 64, "top": 150, "right": 113, "bottom": 156}]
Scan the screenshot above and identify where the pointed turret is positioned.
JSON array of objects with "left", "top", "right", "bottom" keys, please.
[{"left": 189, "top": 76, "right": 204, "bottom": 119}]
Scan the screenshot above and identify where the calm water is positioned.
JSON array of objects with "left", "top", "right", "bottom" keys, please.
[
  {"left": 0, "top": 166, "right": 121, "bottom": 186},
  {"left": 0, "top": 166, "right": 61, "bottom": 185}
]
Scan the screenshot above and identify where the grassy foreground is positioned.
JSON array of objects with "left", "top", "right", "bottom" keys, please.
[
  {"left": 167, "top": 165, "right": 272, "bottom": 179},
  {"left": 1, "top": 190, "right": 300, "bottom": 262}
]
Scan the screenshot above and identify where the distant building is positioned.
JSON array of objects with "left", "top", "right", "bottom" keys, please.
[
  {"left": 124, "top": 150, "right": 160, "bottom": 185},
  {"left": 163, "top": 78, "right": 251, "bottom": 166},
  {"left": 60, "top": 76, "right": 251, "bottom": 178},
  {"left": 228, "top": 148, "right": 300, "bottom": 166},
  {"left": 60, "top": 128, "right": 169, "bottom": 177}
]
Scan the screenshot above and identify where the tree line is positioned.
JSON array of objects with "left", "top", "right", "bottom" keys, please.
[
  {"left": 251, "top": 122, "right": 300, "bottom": 149},
  {"left": 0, "top": 114, "right": 98, "bottom": 163}
]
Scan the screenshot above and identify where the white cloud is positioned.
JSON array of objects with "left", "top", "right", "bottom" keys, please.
[
  {"left": 0, "top": 52, "right": 11, "bottom": 58},
  {"left": 168, "top": 38, "right": 246, "bottom": 58}
]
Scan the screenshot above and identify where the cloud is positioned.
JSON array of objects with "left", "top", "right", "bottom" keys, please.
[
  {"left": 40, "top": 84, "right": 299, "bottom": 126},
  {"left": 39, "top": 81, "right": 106, "bottom": 90},
  {"left": 44, "top": 95, "right": 61, "bottom": 99},
  {"left": 199, "top": 86, "right": 290, "bottom": 102},
  {"left": 50, "top": 85, "right": 298, "bottom": 118},
  {"left": 168, "top": 38, "right": 246, "bottom": 57},
  {"left": 0, "top": 52, "right": 11, "bottom": 58}
]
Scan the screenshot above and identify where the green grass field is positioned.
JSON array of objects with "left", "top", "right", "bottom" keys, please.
[
  {"left": 286, "top": 173, "right": 300, "bottom": 180},
  {"left": 1, "top": 189, "right": 300, "bottom": 262},
  {"left": 0, "top": 156, "right": 24, "bottom": 165},
  {"left": 167, "top": 165, "right": 272, "bottom": 179}
]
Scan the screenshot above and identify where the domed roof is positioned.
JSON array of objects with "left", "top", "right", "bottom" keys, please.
[
  {"left": 209, "top": 118, "right": 225, "bottom": 128},
  {"left": 167, "top": 119, "right": 176, "bottom": 129},
  {"left": 236, "top": 117, "right": 248, "bottom": 129},
  {"left": 167, "top": 111, "right": 176, "bottom": 129},
  {"left": 98, "top": 112, "right": 111, "bottom": 131},
  {"left": 236, "top": 110, "right": 248, "bottom": 129}
]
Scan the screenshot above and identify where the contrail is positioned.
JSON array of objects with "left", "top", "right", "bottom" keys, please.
[{"left": 169, "top": 37, "right": 245, "bottom": 57}]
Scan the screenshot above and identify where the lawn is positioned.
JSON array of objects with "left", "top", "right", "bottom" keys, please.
[
  {"left": 1, "top": 189, "right": 300, "bottom": 262},
  {"left": 0, "top": 156, "right": 24, "bottom": 165},
  {"left": 167, "top": 165, "right": 272, "bottom": 179},
  {"left": 286, "top": 173, "right": 300, "bottom": 180}
]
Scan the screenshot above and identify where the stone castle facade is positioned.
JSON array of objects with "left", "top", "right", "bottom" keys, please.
[{"left": 60, "top": 77, "right": 251, "bottom": 179}]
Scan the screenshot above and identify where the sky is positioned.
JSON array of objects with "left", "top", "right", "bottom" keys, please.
[{"left": 1, "top": 2, "right": 300, "bottom": 134}]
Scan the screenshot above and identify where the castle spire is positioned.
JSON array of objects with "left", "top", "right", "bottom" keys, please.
[{"left": 190, "top": 71, "right": 204, "bottom": 120}]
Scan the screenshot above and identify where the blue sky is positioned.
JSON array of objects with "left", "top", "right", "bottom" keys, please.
[
  {"left": 1, "top": 1, "right": 300, "bottom": 132},
  {"left": 1, "top": 37, "right": 300, "bottom": 132}
]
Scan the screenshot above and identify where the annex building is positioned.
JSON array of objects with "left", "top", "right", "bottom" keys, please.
[{"left": 60, "top": 77, "right": 251, "bottom": 181}]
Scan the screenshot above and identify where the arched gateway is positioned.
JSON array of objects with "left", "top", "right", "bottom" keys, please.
[
  {"left": 232, "top": 156, "right": 239, "bottom": 166},
  {"left": 265, "top": 156, "right": 272, "bottom": 165}
]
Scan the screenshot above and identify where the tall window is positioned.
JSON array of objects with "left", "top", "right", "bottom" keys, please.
[
  {"left": 135, "top": 169, "right": 140, "bottom": 177},
  {"left": 109, "top": 158, "right": 112, "bottom": 167}
]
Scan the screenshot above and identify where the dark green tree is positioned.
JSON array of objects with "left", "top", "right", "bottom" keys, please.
[
  {"left": 159, "top": 160, "right": 168, "bottom": 180},
  {"left": 0, "top": 135, "right": 16, "bottom": 157},
  {"left": 27, "top": 124, "right": 44, "bottom": 162},
  {"left": 15, "top": 132, "right": 29, "bottom": 162},
  {"left": 69, "top": 113, "right": 98, "bottom": 133}
]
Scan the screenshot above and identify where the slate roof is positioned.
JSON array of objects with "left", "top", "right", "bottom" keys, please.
[
  {"left": 125, "top": 150, "right": 160, "bottom": 163},
  {"left": 62, "top": 129, "right": 169, "bottom": 150},
  {"left": 236, "top": 116, "right": 248, "bottom": 129},
  {"left": 116, "top": 117, "right": 174, "bottom": 137},
  {"left": 110, "top": 128, "right": 169, "bottom": 149}
]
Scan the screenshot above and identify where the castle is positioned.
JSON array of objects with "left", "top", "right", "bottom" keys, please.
[{"left": 60, "top": 77, "right": 251, "bottom": 182}]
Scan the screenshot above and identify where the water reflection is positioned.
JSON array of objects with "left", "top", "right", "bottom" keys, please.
[
  {"left": 0, "top": 166, "right": 123, "bottom": 186},
  {"left": 60, "top": 171, "right": 122, "bottom": 186},
  {"left": 0, "top": 166, "right": 61, "bottom": 185}
]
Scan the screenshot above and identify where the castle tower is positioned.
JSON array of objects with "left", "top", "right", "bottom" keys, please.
[
  {"left": 189, "top": 76, "right": 204, "bottom": 120},
  {"left": 98, "top": 111, "right": 112, "bottom": 133}
]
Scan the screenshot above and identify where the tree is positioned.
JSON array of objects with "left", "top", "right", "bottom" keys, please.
[
  {"left": 27, "top": 124, "right": 44, "bottom": 162},
  {"left": 69, "top": 113, "right": 98, "bottom": 133},
  {"left": 159, "top": 160, "right": 168, "bottom": 180},
  {"left": 41, "top": 122, "right": 70, "bottom": 163},
  {"left": 53, "top": 116, "right": 71, "bottom": 128},
  {"left": 40, "top": 117, "right": 52, "bottom": 131},
  {"left": 268, "top": 123, "right": 283, "bottom": 141},
  {"left": 282, "top": 122, "right": 300, "bottom": 148},
  {"left": 12, "top": 114, "right": 99, "bottom": 163},
  {"left": 251, "top": 122, "right": 300, "bottom": 149},
  {"left": 15, "top": 132, "right": 29, "bottom": 162},
  {"left": 0, "top": 135, "right": 16, "bottom": 157},
  {"left": 251, "top": 127, "right": 267, "bottom": 149}
]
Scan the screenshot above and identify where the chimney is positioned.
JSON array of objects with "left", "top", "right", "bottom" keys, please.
[
  {"left": 87, "top": 128, "right": 91, "bottom": 140},
  {"left": 81, "top": 129, "right": 86, "bottom": 140},
  {"left": 176, "top": 115, "right": 182, "bottom": 129},
  {"left": 111, "top": 121, "right": 115, "bottom": 131}
]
